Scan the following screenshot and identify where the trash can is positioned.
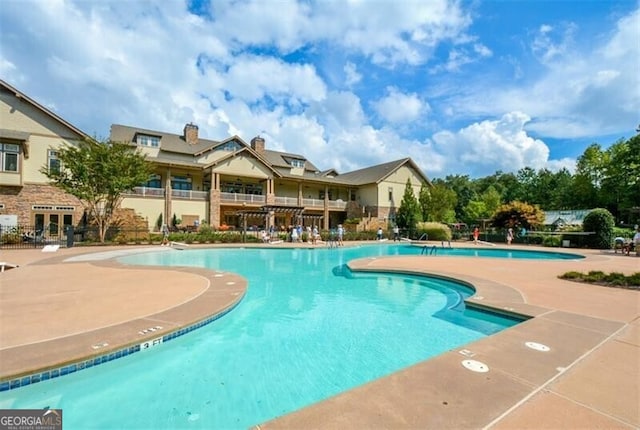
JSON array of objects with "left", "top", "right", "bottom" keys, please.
[
  {"left": 66, "top": 225, "right": 74, "bottom": 248},
  {"left": 562, "top": 240, "right": 570, "bottom": 248}
]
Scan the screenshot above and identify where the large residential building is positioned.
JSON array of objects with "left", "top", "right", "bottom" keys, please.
[
  {"left": 0, "top": 79, "right": 431, "bottom": 234},
  {"left": 0, "top": 79, "right": 90, "bottom": 237}
]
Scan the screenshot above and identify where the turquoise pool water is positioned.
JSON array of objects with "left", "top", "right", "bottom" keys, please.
[{"left": 1, "top": 244, "right": 530, "bottom": 429}]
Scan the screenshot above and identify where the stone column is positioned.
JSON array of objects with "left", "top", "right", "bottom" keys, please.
[
  {"left": 323, "top": 184, "right": 329, "bottom": 230},
  {"left": 209, "top": 171, "right": 221, "bottom": 228}
]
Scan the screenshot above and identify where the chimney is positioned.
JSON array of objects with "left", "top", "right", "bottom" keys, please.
[
  {"left": 250, "top": 136, "right": 265, "bottom": 154},
  {"left": 184, "top": 123, "right": 199, "bottom": 145}
]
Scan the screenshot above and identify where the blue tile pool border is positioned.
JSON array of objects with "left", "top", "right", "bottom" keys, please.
[{"left": 0, "top": 297, "right": 243, "bottom": 393}]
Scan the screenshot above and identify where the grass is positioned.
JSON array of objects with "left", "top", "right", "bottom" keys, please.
[{"left": 559, "top": 270, "right": 640, "bottom": 289}]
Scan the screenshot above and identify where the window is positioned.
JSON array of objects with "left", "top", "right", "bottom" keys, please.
[
  {"left": 290, "top": 159, "right": 305, "bottom": 168},
  {"left": 245, "top": 183, "right": 263, "bottom": 195},
  {"left": 137, "top": 134, "right": 160, "bottom": 147},
  {"left": 144, "top": 174, "right": 162, "bottom": 188},
  {"left": 216, "top": 141, "right": 241, "bottom": 152},
  {"left": 48, "top": 150, "right": 60, "bottom": 174},
  {"left": 171, "top": 176, "right": 192, "bottom": 191},
  {"left": 388, "top": 187, "right": 393, "bottom": 201},
  {"left": 0, "top": 143, "right": 19, "bottom": 172}
]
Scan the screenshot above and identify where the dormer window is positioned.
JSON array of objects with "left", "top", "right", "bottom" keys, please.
[
  {"left": 290, "top": 159, "right": 304, "bottom": 168},
  {"left": 136, "top": 134, "right": 160, "bottom": 147},
  {"left": 216, "top": 141, "right": 242, "bottom": 152}
]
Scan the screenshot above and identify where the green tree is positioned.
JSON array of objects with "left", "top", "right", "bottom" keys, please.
[
  {"left": 420, "top": 182, "right": 457, "bottom": 223},
  {"left": 395, "top": 178, "right": 422, "bottom": 237},
  {"left": 491, "top": 201, "right": 544, "bottom": 230},
  {"left": 441, "top": 175, "right": 476, "bottom": 219},
  {"left": 41, "top": 138, "right": 153, "bottom": 243},
  {"left": 462, "top": 186, "right": 501, "bottom": 224},
  {"left": 582, "top": 208, "right": 615, "bottom": 249}
]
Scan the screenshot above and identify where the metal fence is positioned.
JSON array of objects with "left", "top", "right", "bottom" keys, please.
[
  {"left": 0, "top": 225, "right": 156, "bottom": 249},
  {"left": 0, "top": 224, "right": 69, "bottom": 250}
]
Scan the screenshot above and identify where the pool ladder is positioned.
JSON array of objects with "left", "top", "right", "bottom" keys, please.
[{"left": 421, "top": 245, "right": 438, "bottom": 255}]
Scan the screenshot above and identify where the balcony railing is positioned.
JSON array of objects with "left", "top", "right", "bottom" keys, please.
[
  {"left": 123, "top": 186, "right": 165, "bottom": 198},
  {"left": 327, "top": 199, "right": 347, "bottom": 209},
  {"left": 123, "top": 187, "right": 208, "bottom": 201},
  {"left": 302, "top": 198, "right": 324, "bottom": 208},
  {"left": 122, "top": 188, "right": 348, "bottom": 209},
  {"left": 274, "top": 196, "right": 299, "bottom": 206},
  {"left": 172, "top": 189, "right": 209, "bottom": 200},
  {"left": 220, "top": 192, "right": 266, "bottom": 204}
]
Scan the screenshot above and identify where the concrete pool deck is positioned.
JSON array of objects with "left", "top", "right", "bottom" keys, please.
[{"left": 0, "top": 242, "right": 638, "bottom": 428}]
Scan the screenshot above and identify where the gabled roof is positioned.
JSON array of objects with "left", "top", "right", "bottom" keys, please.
[
  {"left": 110, "top": 124, "right": 221, "bottom": 155},
  {"left": 261, "top": 149, "right": 321, "bottom": 172},
  {"left": 0, "top": 79, "right": 91, "bottom": 140},
  {"left": 334, "top": 158, "right": 430, "bottom": 186}
]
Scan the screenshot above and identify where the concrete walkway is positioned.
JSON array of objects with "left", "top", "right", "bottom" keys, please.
[{"left": 0, "top": 243, "right": 638, "bottom": 429}]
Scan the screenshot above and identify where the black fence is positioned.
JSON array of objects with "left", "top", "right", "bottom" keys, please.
[
  {"left": 0, "top": 225, "right": 159, "bottom": 250},
  {"left": 0, "top": 225, "right": 70, "bottom": 250}
]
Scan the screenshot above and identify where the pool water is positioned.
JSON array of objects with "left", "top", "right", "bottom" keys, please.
[{"left": 1, "top": 244, "right": 526, "bottom": 429}]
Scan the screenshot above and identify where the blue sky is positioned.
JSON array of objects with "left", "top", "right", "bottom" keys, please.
[{"left": 1, "top": 0, "right": 638, "bottom": 179}]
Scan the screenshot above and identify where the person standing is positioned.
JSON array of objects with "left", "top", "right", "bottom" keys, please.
[
  {"left": 393, "top": 225, "right": 400, "bottom": 242},
  {"left": 473, "top": 227, "right": 479, "bottom": 244},
  {"left": 377, "top": 227, "right": 383, "bottom": 241},
  {"left": 161, "top": 223, "right": 170, "bottom": 246},
  {"left": 337, "top": 224, "right": 344, "bottom": 246},
  {"left": 507, "top": 227, "right": 514, "bottom": 245}
]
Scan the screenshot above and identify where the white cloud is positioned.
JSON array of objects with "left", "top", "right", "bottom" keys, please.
[
  {"left": 343, "top": 62, "right": 362, "bottom": 87},
  {"left": 430, "top": 112, "right": 550, "bottom": 177},
  {"left": 372, "top": 87, "right": 426, "bottom": 124},
  {"left": 447, "top": 7, "right": 640, "bottom": 140},
  {"left": 1, "top": 0, "right": 637, "bottom": 181}
]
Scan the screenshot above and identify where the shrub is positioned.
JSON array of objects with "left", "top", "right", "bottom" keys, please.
[
  {"left": 559, "top": 271, "right": 640, "bottom": 288},
  {"left": 542, "top": 235, "right": 561, "bottom": 247},
  {"left": 416, "top": 222, "right": 451, "bottom": 241},
  {"left": 582, "top": 208, "right": 615, "bottom": 249}
]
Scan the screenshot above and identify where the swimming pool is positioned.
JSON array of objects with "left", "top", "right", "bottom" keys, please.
[{"left": 1, "top": 244, "right": 529, "bottom": 429}]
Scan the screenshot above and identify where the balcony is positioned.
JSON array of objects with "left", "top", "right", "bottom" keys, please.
[
  {"left": 123, "top": 186, "right": 165, "bottom": 198},
  {"left": 172, "top": 189, "right": 209, "bottom": 200},
  {"left": 274, "top": 196, "right": 299, "bottom": 206},
  {"left": 302, "top": 198, "right": 324, "bottom": 208},
  {"left": 220, "top": 192, "right": 266, "bottom": 204},
  {"left": 123, "top": 187, "right": 208, "bottom": 201}
]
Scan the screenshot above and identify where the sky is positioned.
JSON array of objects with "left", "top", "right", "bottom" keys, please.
[{"left": 1, "top": 0, "right": 638, "bottom": 180}]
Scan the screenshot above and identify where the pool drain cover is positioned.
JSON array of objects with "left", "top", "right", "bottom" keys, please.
[
  {"left": 525, "top": 342, "right": 550, "bottom": 352},
  {"left": 461, "top": 359, "right": 489, "bottom": 373}
]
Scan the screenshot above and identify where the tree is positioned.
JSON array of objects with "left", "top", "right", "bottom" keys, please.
[
  {"left": 395, "top": 178, "right": 422, "bottom": 237},
  {"left": 41, "top": 138, "right": 153, "bottom": 243},
  {"left": 582, "top": 208, "right": 615, "bottom": 249},
  {"left": 420, "top": 182, "right": 457, "bottom": 223},
  {"left": 491, "top": 201, "right": 544, "bottom": 230}
]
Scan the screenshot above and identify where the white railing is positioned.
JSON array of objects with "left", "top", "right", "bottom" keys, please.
[
  {"left": 274, "top": 196, "right": 299, "bottom": 206},
  {"left": 172, "top": 190, "right": 209, "bottom": 200},
  {"left": 327, "top": 199, "right": 347, "bottom": 209},
  {"left": 124, "top": 186, "right": 165, "bottom": 198},
  {"left": 220, "top": 192, "right": 266, "bottom": 204},
  {"left": 302, "top": 198, "right": 324, "bottom": 208}
]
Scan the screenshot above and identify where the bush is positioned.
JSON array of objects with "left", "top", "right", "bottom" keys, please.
[
  {"left": 559, "top": 271, "right": 640, "bottom": 288},
  {"left": 582, "top": 208, "right": 615, "bottom": 249},
  {"left": 416, "top": 222, "right": 451, "bottom": 241},
  {"left": 542, "top": 235, "right": 561, "bottom": 247}
]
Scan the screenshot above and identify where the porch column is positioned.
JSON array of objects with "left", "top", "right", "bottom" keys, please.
[
  {"left": 323, "top": 184, "right": 329, "bottom": 230},
  {"left": 164, "top": 169, "right": 172, "bottom": 228},
  {"left": 209, "top": 171, "right": 221, "bottom": 228}
]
